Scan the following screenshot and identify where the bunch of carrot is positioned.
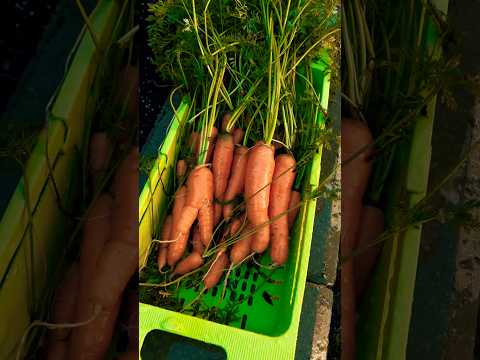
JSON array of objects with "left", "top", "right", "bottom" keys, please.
[
  {"left": 44, "top": 131, "right": 139, "bottom": 360},
  {"left": 340, "top": 117, "right": 385, "bottom": 360},
  {"left": 141, "top": 0, "right": 339, "bottom": 306},
  {"left": 42, "top": 63, "right": 140, "bottom": 360},
  {"left": 156, "top": 114, "right": 303, "bottom": 291}
]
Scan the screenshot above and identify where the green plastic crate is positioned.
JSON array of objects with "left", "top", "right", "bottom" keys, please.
[
  {"left": 0, "top": 1, "right": 128, "bottom": 357},
  {"left": 357, "top": 1, "right": 449, "bottom": 359},
  {"left": 139, "top": 59, "right": 331, "bottom": 359}
]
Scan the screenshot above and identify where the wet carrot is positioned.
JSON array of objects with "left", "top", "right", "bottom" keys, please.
[{"left": 232, "top": 128, "right": 244, "bottom": 144}]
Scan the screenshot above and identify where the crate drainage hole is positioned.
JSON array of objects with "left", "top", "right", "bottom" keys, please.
[
  {"left": 240, "top": 314, "right": 248, "bottom": 329},
  {"left": 253, "top": 272, "right": 259, "bottom": 282},
  {"left": 262, "top": 291, "right": 274, "bottom": 306},
  {"left": 211, "top": 286, "right": 218, "bottom": 297},
  {"left": 248, "top": 296, "right": 253, "bottom": 306},
  {"left": 229, "top": 291, "right": 236, "bottom": 301},
  {"left": 241, "top": 281, "right": 247, "bottom": 292}
]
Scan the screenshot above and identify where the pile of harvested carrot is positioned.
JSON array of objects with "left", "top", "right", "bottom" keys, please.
[
  {"left": 340, "top": 116, "right": 381, "bottom": 360},
  {"left": 43, "top": 138, "right": 138, "bottom": 360},
  {"left": 32, "top": 59, "right": 140, "bottom": 360},
  {"left": 156, "top": 113, "right": 302, "bottom": 291},
  {"left": 140, "top": 0, "right": 340, "bottom": 306}
]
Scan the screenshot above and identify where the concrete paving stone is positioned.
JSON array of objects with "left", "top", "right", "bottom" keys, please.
[
  {"left": 295, "top": 282, "right": 334, "bottom": 360},
  {"left": 307, "top": 92, "right": 340, "bottom": 287}
]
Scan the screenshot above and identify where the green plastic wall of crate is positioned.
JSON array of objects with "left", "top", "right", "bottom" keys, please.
[
  {"left": 356, "top": 1, "right": 449, "bottom": 359},
  {"left": 0, "top": 1, "right": 121, "bottom": 357},
  {"left": 138, "top": 59, "right": 331, "bottom": 359}
]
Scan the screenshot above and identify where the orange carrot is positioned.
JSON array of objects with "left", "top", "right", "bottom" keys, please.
[
  {"left": 157, "top": 247, "right": 168, "bottom": 272},
  {"left": 69, "top": 148, "right": 138, "bottom": 360},
  {"left": 116, "top": 351, "right": 138, "bottom": 360},
  {"left": 69, "top": 301, "right": 121, "bottom": 360},
  {"left": 46, "top": 264, "right": 79, "bottom": 360},
  {"left": 169, "top": 164, "right": 213, "bottom": 264},
  {"left": 176, "top": 159, "right": 187, "bottom": 179},
  {"left": 186, "top": 166, "right": 214, "bottom": 208},
  {"left": 111, "top": 148, "right": 139, "bottom": 244},
  {"left": 230, "top": 223, "right": 254, "bottom": 265},
  {"left": 158, "top": 215, "right": 172, "bottom": 271},
  {"left": 223, "top": 146, "right": 249, "bottom": 220},
  {"left": 232, "top": 128, "right": 244, "bottom": 145},
  {"left": 78, "top": 194, "right": 113, "bottom": 294},
  {"left": 198, "top": 202, "right": 214, "bottom": 247},
  {"left": 174, "top": 252, "right": 204, "bottom": 275},
  {"left": 167, "top": 206, "right": 198, "bottom": 266},
  {"left": 192, "top": 226, "right": 205, "bottom": 254},
  {"left": 88, "top": 240, "right": 136, "bottom": 313},
  {"left": 74, "top": 194, "right": 113, "bottom": 334},
  {"left": 214, "top": 203, "right": 223, "bottom": 226},
  {"left": 269, "top": 154, "right": 296, "bottom": 265},
  {"left": 68, "top": 197, "right": 111, "bottom": 359},
  {"left": 221, "top": 113, "right": 232, "bottom": 132},
  {"left": 46, "top": 344, "right": 65, "bottom": 360},
  {"left": 166, "top": 185, "right": 188, "bottom": 265},
  {"left": 245, "top": 141, "right": 275, "bottom": 253},
  {"left": 185, "top": 166, "right": 214, "bottom": 246},
  {"left": 212, "top": 133, "right": 235, "bottom": 206},
  {"left": 88, "top": 132, "right": 112, "bottom": 182},
  {"left": 212, "top": 132, "right": 235, "bottom": 227},
  {"left": 354, "top": 205, "right": 384, "bottom": 298},
  {"left": 288, "top": 190, "right": 301, "bottom": 229},
  {"left": 204, "top": 252, "right": 229, "bottom": 289},
  {"left": 205, "top": 127, "right": 218, "bottom": 163},
  {"left": 341, "top": 117, "right": 373, "bottom": 360},
  {"left": 191, "top": 132, "right": 200, "bottom": 154},
  {"left": 229, "top": 214, "right": 245, "bottom": 236},
  {"left": 90, "top": 147, "right": 138, "bottom": 307},
  {"left": 172, "top": 186, "right": 187, "bottom": 229}
]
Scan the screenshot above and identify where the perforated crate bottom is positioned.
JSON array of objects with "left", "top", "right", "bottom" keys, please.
[{"left": 176, "top": 254, "right": 295, "bottom": 337}]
